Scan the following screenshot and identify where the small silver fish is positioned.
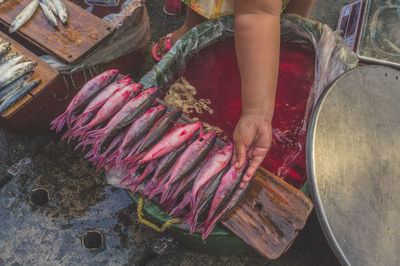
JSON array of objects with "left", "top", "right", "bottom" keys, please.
[
  {"left": 0, "top": 42, "right": 11, "bottom": 60},
  {"left": 0, "top": 79, "right": 41, "bottom": 114},
  {"left": 52, "top": 0, "right": 67, "bottom": 24},
  {"left": 9, "top": 0, "right": 40, "bottom": 33},
  {"left": 0, "top": 54, "right": 25, "bottom": 75},
  {"left": 0, "top": 72, "right": 33, "bottom": 100},
  {"left": 40, "top": 0, "right": 58, "bottom": 16},
  {"left": 0, "top": 52, "right": 20, "bottom": 64},
  {"left": 0, "top": 61, "right": 37, "bottom": 89},
  {"left": 39, "top": 2, "right": 57, "bottom": 27}
]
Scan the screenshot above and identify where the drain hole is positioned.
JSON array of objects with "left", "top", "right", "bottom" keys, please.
[
  {"left": 82, "top": 230, "right": 104, "bottom": 250},
  {"left": 30, "top": 188, "right": 50, "bottom": 206},
  {"left": 254, "top": 202, "right": 263, "bottom": 212}
]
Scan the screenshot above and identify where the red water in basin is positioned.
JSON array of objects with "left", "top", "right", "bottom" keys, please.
[{"left": 176, "top": 38, "right": 315, "bottom": 189}]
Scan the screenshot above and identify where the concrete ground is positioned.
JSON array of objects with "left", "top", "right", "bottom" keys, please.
[{"left": 0, "top": 0, "right": 356, "bottom": 265}]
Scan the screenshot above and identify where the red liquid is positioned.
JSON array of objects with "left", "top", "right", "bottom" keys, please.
[{"left": 176, "top": 38, "right": 315, "bottom": 189}]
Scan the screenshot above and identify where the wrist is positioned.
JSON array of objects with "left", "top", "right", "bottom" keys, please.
[{"left": 241, "top": 108, "right": 274, "bottom": 124}]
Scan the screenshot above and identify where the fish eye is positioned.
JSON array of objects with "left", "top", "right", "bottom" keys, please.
[{"left": 199, "top": 138, "right": 204, "bottom": 142}]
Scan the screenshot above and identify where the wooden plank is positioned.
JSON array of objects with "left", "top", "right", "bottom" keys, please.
[
  {"left": 221, "top": 168, "right": 313, "bottom": 259},
  {"left": 148, "top": 100, "right": 313, "bottom": 259},
  {"left": 0, "top": 31, "right": 59, "bottom": 118},
  {"left": 0, "top": 0, "right": 114, "bottom": 63}
]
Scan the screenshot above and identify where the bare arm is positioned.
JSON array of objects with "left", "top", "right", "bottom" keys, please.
[{"left": 233, "top": 0, "right": 281, "bottom": 186}]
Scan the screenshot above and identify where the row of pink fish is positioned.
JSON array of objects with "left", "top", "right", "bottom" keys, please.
[{"left": 50, "top": 69, "right": 252, "bottom": 240}]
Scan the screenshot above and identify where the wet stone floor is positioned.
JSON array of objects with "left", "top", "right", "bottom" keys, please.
[
  {"left": 0, "top": 0, "right": 355, "bottom": 265},
  {"left": 0, "top": 127, "right": 338, "bottom": 265}
]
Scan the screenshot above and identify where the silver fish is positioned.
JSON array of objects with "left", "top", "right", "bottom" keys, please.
[
  {"left": 0, "top": 42, "right": 11, "bottom": 60},
  {"left": 9, "top": 0, "right": 40, "bottom": 33},
  {"left": 0, "top": 0, "right": 6, "bottom": 3},
  {"left": 52, "top": 0, "right": 67, "bottom": 24},
  {"left": 0, "top": 72, "right": 33, "bottom": 100},
  {"left": 39, "top": 2, "right": 57, "bottom": 26},
  {"left": 0, "top": 61, "right": 37, "bottom": 89},
  {"left": 0, "top": 54, "right": 24, "bottom": 74},
  {"left": 41, "top": 0, "right": 57, "bottom": 16},
  {"left": 0, "top": 79, "right": 41, "bottom": 114},
  {"left": 0, "top": 52, "right": 20, "bottom": 64}
]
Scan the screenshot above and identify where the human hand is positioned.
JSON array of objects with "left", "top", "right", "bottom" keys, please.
[{"left": 232, "top": 114, "right": 272, "bottom": 189}]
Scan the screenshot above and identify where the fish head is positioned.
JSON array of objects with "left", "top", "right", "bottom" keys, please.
[
  {"left": 198, "top": 132, "right": 217, "bottom": 144},
  {"left": 143, "top": 87, "right": 158, "bottom": 95},
  {"left": 118, "top": 76, "right": 132, "bottom": 85},
  {"left": 220, "top": 142, "right": 233, "bottom": 154},
  {"left": 105, "top": 69, "right": 119, "bottom": 82}
]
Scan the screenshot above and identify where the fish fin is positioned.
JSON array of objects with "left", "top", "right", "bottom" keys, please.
[
  {"left": 119, "top": 172, "right": 133, "bottom": 185},
  {"left": 202, "top": 221, "right": 217, "bottom": 241},
  {"left": 50, "top": 111, "right": 70, "bottom": 133},
  {"left": 169, "top": 192, "right": 190, "bottom": 217}
]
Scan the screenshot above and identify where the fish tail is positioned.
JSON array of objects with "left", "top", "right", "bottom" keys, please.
[
  {"left": 196, "top": 221, "right": 207, "bottom": 234},
  {"left": 50, "top": 111, "right": 70, "bottom": 132},
  {"left": 189, "top": 211, "right": 200, "bottom": 234},
  {"left": 159, "top": 184, "right": 174, "bottom": 204},
  {"left": 202, "top": 221, "right": 217, "bottom": 241},
  {"left": 105, "top": 149, "right": 121, "bottom": 170},
  {"left": 84, "top": 148, "right": 96, "bottom": 159},
  {"left": 169, "top": 192, "right": 190, "bottom": 217},
  {"left": 147, "top": 182, "right": 167, "bottom": 201},
  {"left": 119, "top": 172, "right": 133, "bottom": 185},
  {"left": 71, "top": 126, "right": 91, "bottom": 142},
  {"left": 61, "top": 126, "right": 77, "bottom": 142},
  {"left": 83, "top": 130, "right": 106, "bottom": 155}
]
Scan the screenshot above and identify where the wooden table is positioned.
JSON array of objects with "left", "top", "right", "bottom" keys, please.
[
  {"left": 0, "top": 31, "right": 58, "bottom": 118},
  {"left": 0, "top": 0, "right": 114, "bottom": 63}
]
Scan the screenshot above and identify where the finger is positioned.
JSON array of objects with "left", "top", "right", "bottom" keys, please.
[
  {"left": 244, "top": 157, "right": 263, "bottom": 180},
  {"left": 239, "top": 181, "right": 245, "bottom": 189},
  {"left": 231, "top": 151, "right": 237, "bottom": 167},
  {"left": 234, "top": 142, "right": 246, "bottom": 169}
]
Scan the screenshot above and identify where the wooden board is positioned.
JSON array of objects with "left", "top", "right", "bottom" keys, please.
[
  {"left": 0, "top": 0, "right": 114, "bottom": 63},
  {"left": 151, "top": 102, "right": 313, "bottom": 259},
  {"left": 0, "top": 31, "right": 59, "bottom": 118},
  {"left": 221, "top": 168, "right": 313, "bottom": 259}
]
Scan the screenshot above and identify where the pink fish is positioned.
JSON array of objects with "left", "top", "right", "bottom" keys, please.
[
  {"left": 107, "top": 105, "right": 167, "bottom": 169},
  {"left": 148, "top": 132, "right": 216, "bottom": 203},
  {"left": 126, "top": 159, "right": 159, "bottom": 194},
  {"left": 198, "top": 163, "right": 248, "bottom": 240},
  {"left": 81, "top": 87, "right": 159, "bottom": 158},
  {"left": 72, "top": 83, "right": 143, "bottom": 143},
  {"left": 62, "top": 77, "right": 132, "bottom": 143},
  {"left": 189, "top": 142, "right": 233, "bottom": 210},
  {"left": 134, "top": 122, "right": 202, "bottom": 166},
  {"left": 87, "top": 129, "right": 127, "bottom": 171},
  {"left": 50, "top": 69, "right": 119, "bottom": 132}
]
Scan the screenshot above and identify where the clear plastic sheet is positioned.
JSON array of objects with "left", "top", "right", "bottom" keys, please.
[
  {"left": 137, "top": 14, "right": 358, "bottom": 190},
  {"left": 40, "top": 0, "right": 150, "bottom": 74}
]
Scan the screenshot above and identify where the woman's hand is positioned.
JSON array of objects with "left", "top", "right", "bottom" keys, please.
[{"left": 232, "top": 114, "right": 273, "bottom": 188}]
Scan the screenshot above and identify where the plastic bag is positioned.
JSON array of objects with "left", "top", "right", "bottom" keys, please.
[
  {"left": 136, "top": 14, "right": 358, "bottom": 190},
  {"left": 40, "top": 0, "right": 150, "bottom": 74}
]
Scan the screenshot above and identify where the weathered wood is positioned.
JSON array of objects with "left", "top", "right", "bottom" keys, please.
[
  {"left": 221, "top": 168, "right": 313, "bottom": 259},
  {"left": 0, "top": 31, "right": 59, "bottom": 118},
  {"left": 0, "top": 0, "right": 114, "bottom": 63}
]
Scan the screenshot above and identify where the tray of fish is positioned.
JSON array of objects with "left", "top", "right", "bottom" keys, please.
[
  {"left": 0, "top": 37, "right": 41, "bottom": 115},
  {"left": 6, "top": 0, "right": 68, "bottom": 33},
  {"left": 51, "top": 69, "right": 251, "bottom": 240},
  {"left": 0, "top": 31, "right": 58, "bottom": 118},
  {"left": 0, "top": 0, "right": 114, "bottom": 63}
]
